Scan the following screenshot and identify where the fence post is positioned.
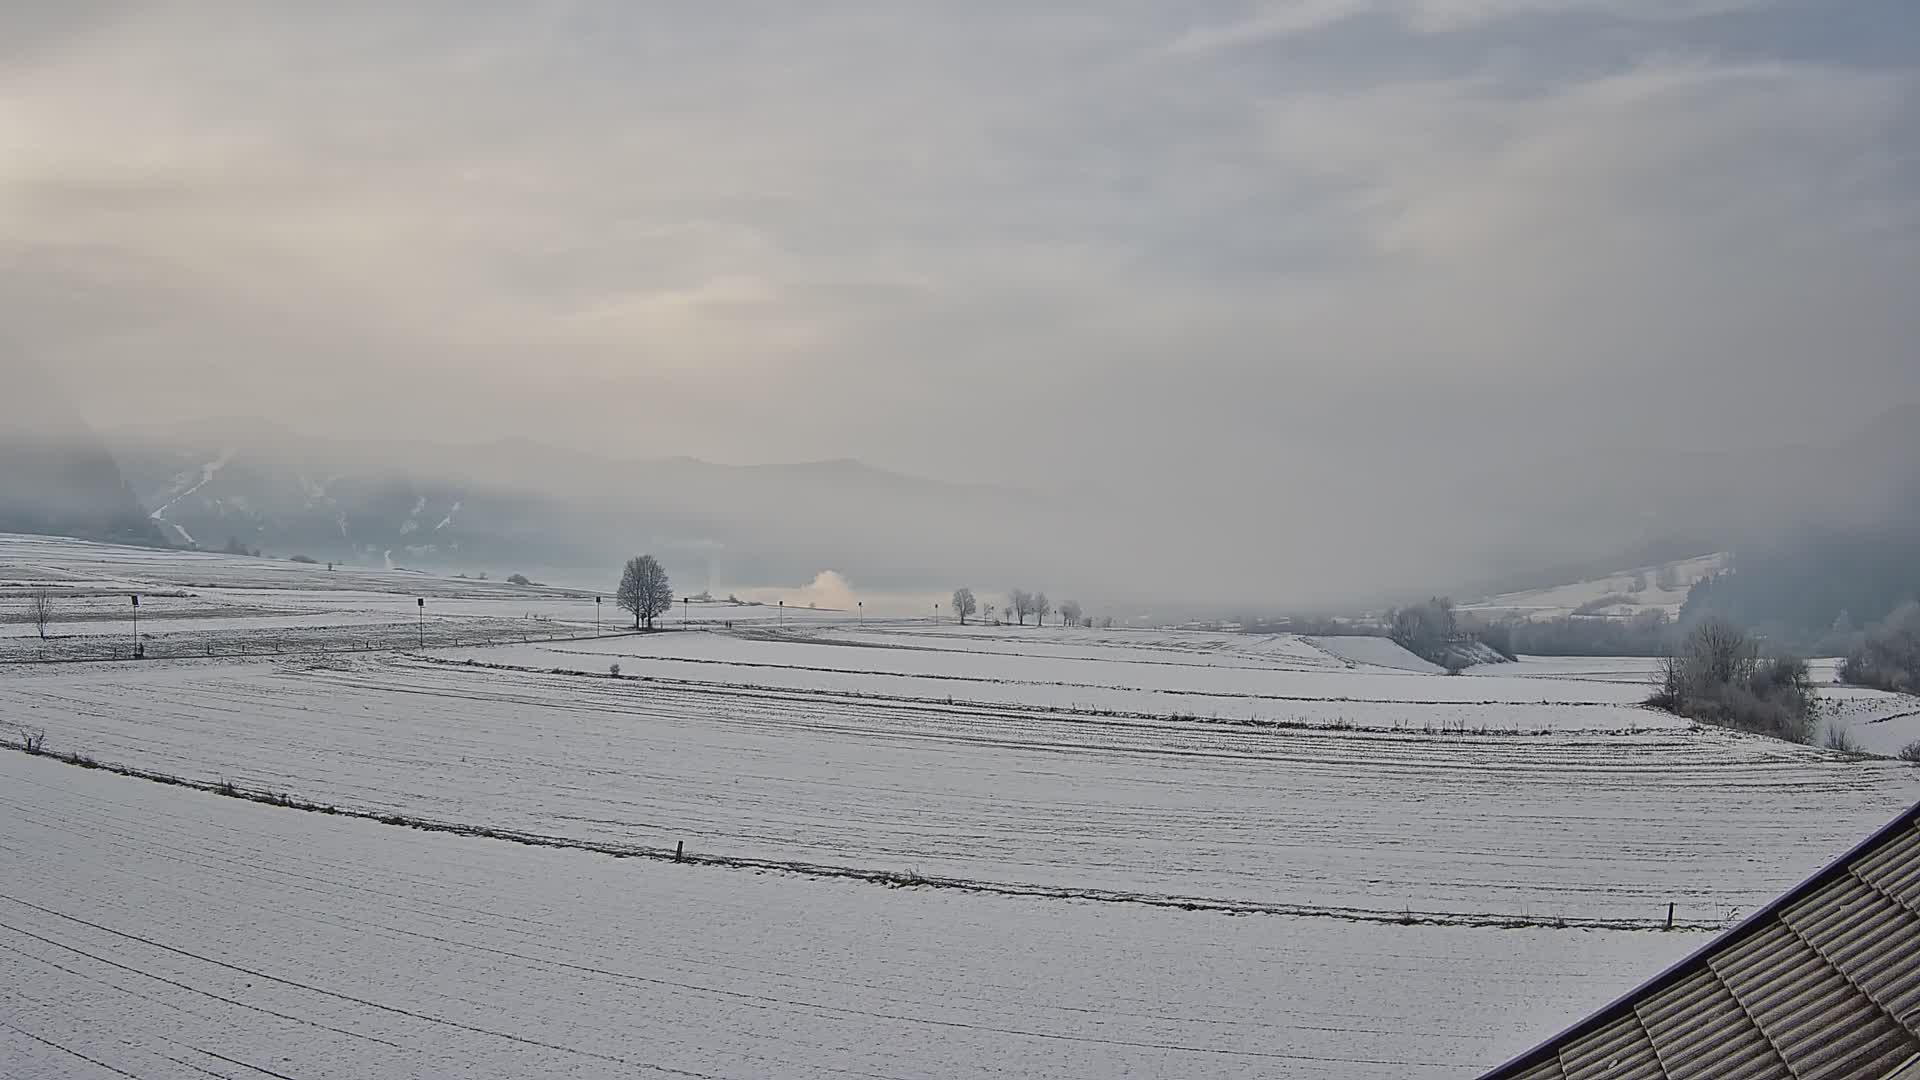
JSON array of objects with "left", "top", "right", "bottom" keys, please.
[
  {"left": 675, "top": 841, "right": 685, "bottom": 863},
  {"left": 1666, "top": 902, "right": 1675, "bottom": 930}
]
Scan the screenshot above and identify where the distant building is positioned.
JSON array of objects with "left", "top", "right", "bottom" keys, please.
[{"left": 1483, "top": 801, "right": 1920, "bottom": 1080}]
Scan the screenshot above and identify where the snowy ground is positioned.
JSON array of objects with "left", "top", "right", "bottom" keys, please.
[
  {"left": 1307, "top": 633, "right": 1445, "bottom": 673},
  {"left": 1497, "top": 654, "right": 1920, "bottom": 754},
  {"left": 8, "top": 644, "right": 1915, "bottom": 925},
  {"left": 462, "top": 624, "right": 1663, "bottom": 717},
  {"left": 0, "top": 751, "right": 1704, "bottom": 1080},
  {"left": 0, "top": 533, "right": 833, "bottom": 661},
  {"left": 6, "top": 534, "right": 1919, "bottom": 1078}
]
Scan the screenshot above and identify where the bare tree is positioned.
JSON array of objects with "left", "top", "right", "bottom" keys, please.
[
  {"left": 1008, "top": 589, "right": 1031, "bottom": 625},
  {"left": 951, "top": 587, "right": 977, "bottom": 625},
  {"left": 1676, "top": 617, "right": 1756, "bottom": 695},
  {"left": 617, "top": 555, "right": 674, "bottom": 630},
  {"left": 1032, "top": 592, "right": 1051, "bottom": 626},
  {"left": 27, "top": 589, "right": 53, "bottom": 641},
  {"left": 1059, "top": 599, "right": 1082, "bottom": 627}
]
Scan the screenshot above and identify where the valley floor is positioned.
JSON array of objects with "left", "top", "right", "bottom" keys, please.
[{"left": 5, "top": 533, "right": 1919, "bottom": 1077}]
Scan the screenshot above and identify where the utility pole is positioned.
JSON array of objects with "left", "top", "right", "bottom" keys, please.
[
  {"left": 858, "top": 601, "right": 863, "bottom": 627},
  {"left": 131, "top": 594, "right": 141, "bottom": 659},
  {"left": 596, "top": 596, "right": 602, "bottom": 636},
  {"left": 417, "top": 597, "right": 425, "bottom": 648},
  {"left": 778, "top": 599, "right": 784, "bottom": 627}
]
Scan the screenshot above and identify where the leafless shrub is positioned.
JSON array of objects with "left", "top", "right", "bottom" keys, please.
[
  {"left": 1824, "top": 722, "right": 1863, "bottom": 754},
  {"left": 20, "top": 728, "right": 46, "bottom": 754},
  {"left": 1649, "top": 619, "right": 1816, "bottom": 744}
]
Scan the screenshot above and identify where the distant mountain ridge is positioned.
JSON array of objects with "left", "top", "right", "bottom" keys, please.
[{"left": 103, "top": 425, "right": 1048, "bottom": 587}]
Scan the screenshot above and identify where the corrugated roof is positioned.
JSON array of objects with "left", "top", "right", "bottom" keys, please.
[{"left": 1483, "top": 804, "right": 1920, "bottom": 1080}]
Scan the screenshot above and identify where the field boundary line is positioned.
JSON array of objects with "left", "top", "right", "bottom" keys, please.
[
  {"left": 422, "top": 655, "right": 1674, "bottom": 738},
  {"left": 493, "top": 646, "right": 1633, "bottom": 708},
  {"left": 2, "top": 737, "right": 1723, "bottom": 933}
]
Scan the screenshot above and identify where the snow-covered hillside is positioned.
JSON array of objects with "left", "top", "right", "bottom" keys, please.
[{"left": 1460, "top": 552, "right": 1728, "bottom": 622}]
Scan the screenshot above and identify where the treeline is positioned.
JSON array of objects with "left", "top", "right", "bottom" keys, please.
[
  {"left": 1674, "top": 508, "right": 1920, "bottom": 696},
  {"left": 1679, "top": 508, "right": 1920, "bottom": 649},
  {"left": 1474, "top": 610, "right": 1677, "bottom": 657},
  {"left": 949, "top": 588, "right": 1101, "bottom": 627}
]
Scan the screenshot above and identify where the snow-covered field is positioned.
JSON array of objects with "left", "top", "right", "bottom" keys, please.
[
  {"left": 460, "top": 624, "right": 1663, "bottom": 721},
  {"left": 0, "top": 533, "right": 833, "bottom": 660},
  {"left": 1497, "top": 654, "right": 1920, "bottom": 753},
  {"left": 10, "top": 636, "right": 1917, "bottom": 925},
  {"left": 0, "top": 751, "right": 1700, "bottom": 1079},
  {"left": 6, "top": 534, "right": 1920, "bottom": 1078}
]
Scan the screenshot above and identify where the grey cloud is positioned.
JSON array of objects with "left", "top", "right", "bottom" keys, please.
[
  {"left": 3, "top": 3, "right": 1917, "bottom": 607},
  {"left": 1167, "top": 0, "right": 1777, "bottom": 53}
]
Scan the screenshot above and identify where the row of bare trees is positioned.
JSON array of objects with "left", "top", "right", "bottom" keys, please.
[
  {"left": 1008, "top": 589, "right": 1050, "bottom": 625},
  {"left": 949, "top": 587, "right": 1090, "bottom": 627}
]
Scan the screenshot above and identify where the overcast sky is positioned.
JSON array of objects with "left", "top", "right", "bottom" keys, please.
[{"left": 6, "top": 2, "right": 1918, "bottom": 507}]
